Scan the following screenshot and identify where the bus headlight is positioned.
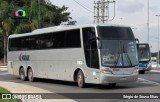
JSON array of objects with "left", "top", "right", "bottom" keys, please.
[
  {"left": 147, "top": 62, "right": 151, "bottom": 67},
  {"left": 134, "top": 67, "right": 139, "bottom": 73},
  {"left": 101, "top": 69, "right": 112, "bottom": 74}
]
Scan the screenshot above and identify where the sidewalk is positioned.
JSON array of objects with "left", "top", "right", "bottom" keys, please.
[
  {"left": 151, "top": 67, "right": 160, "bottom": 71},
  {"left": 0, "top": 67, "right": 7, "bottom": 72},
  {"left": 0, "top": 67, "right": 75, "bottom": 102}
]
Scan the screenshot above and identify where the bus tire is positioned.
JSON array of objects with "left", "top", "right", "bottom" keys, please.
[
  {"left": 77, "top": 70, "right": 85, "bottom": 88},
  {"left": 139, "top": 70, "right": 145, "bottom": 74},
  {"left": 19, "top": 68, "right": 26, "bottom": 81},
  {"left": 108, "top": 83, "right": 116, "bottom": 88},
  {"left": 27, "top": 68, "right": 35, "bottom": 82}
]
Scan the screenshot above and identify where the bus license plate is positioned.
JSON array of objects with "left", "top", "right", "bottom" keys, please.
[
  {"left": 120, "top": 77, "right": 127, "bottom": 81},
  {"left": 139, "top": 64, "right": 147, "bottom": 67}
]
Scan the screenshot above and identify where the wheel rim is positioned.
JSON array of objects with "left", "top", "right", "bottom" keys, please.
[
  {"left": 28, "top": 69, "right": 33, "bottom": 80},
  {"left": 20, "top": 69, "right": 24, "bottom": 80},
  {"left": 78, "top": 73, "right": 83, "bottom": 86}
]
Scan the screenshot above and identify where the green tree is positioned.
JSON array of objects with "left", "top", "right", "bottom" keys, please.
[
  {"left": 0, "top": 1, "right": 14, "bottom": 63},
  {"left": 0, "top": 32, "right": 3, "bottom": 59},
  {"left": 12, "top": 0, "right": 72, "bottom": 33},
  {"left": 0, "top": 0, "right": 72, "bottom": 63},
  {"left": 67, "top": 21, "right": 77, "bottom": 25}
]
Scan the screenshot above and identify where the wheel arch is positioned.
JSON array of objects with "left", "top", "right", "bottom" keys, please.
[
  {"left": 73, "top": 68, "right": 85, "bottom": 82},
  {"left": 26, "top": 66, "right": 33, "bottom": 76},
  {"left": 19, "top": 66, "right": 25, "bottom": 75}
]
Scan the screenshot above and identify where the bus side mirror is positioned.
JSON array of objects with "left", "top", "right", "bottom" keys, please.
[
  {"left": 96, "top": 37, "right": 101, "bottom": 40},
  {"left": 89, "top": 37, "right": 101, "bottom": 49},
  {"left": 135, "top": 38, "right": 139, "bottom": 43},
  {"left": 97, "top": 40, "right": 102, "bottom": 49}
]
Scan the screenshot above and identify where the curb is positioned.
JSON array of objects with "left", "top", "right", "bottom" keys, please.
[
  {"left": 150, "top": 70, "right": 160, "bottom": 72},
  {"left": 0, "top": 68, "right": 7, "bottom": 72},
  {"left": 0, "top": 66, "right": 7, "bottom": 69}
]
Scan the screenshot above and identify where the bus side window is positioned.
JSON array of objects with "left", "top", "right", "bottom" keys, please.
[
  {"left": 53, "top": 31, "right": 65, "bottom": 48},
  {"left": 37, "top": 34, "right": 55, "bottom": 49}
]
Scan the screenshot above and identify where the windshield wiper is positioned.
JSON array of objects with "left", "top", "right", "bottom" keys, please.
[
  {"left": 125, "top": 53, "right": 133, "bottom": 67},
  {"left": 114, "top": 41, "right": 122, "bottom": 68},
  {"left": 114, "top": 52, "right": 120, "bottom": 68},
  {"left": 123, "top": 44, "right": 133, "bottom": 67}
]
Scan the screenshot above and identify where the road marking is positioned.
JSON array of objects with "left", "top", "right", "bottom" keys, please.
[
  {"left": 150, "top": 70, "right": 160, "bottom": 72},
  {"left": 138, "top": 78, "right": 160, "bottom": 86}
]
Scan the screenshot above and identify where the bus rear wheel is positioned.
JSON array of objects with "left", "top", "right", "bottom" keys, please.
[
  {"left": 19, "top": 68, "right": 26, "bottom": 81},
  {"left": 27, "top": 68, "right": 35, "bottom": 82},
  {"left": 77, "top": 70, "right": 85, "bottom": 88}
]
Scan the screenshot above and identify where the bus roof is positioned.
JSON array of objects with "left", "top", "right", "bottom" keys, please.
[{"left": 9, "top": 24, "right": 130, "bottom": 38}]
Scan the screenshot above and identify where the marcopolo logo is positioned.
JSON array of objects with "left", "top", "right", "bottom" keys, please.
[
  {"left": 19, "top": 53, "right": 30, "bottom": 61},
  {"left": 15, "top": 9, "right": 26, "bottom": 17}
]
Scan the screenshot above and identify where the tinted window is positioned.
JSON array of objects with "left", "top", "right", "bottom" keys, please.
[
  {"left": 9, "top": 37, "right": 26, "bottom": 51},
  {"left": 8, "top": 29, "right": 81, "bottom": 51},
  {"left": 26, "top": 36, "right": 38, "bottom": 50},
  {"left": 65, "top": 29, "right": 81, "bottom": 48},
  {"left": 97, "top": 26, "right": 135, "bottom": 40},
  {"left": 82, "top": 27, "right": 99, "bottom": 69}
]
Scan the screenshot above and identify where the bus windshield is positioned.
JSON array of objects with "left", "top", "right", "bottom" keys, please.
[
  {"left": 97, "top": 26, "right": 138, "bottom": 68},
  {"left": 137, "top": 44, "right": 150, "bottom": 62}
]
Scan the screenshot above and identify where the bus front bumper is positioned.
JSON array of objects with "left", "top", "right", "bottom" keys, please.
[
  {"left": 138, "top": 66, "right": 151, "bottom": 71},
  {"left": 138, "top": 63, "right": 152, "bottom": 71},
  {"left": 100, "top": 73, "right": 138, "bottom": 84}
]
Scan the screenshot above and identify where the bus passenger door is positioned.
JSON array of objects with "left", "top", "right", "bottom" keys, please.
[{"left": 82, "top": 27, "right": 100, "bottom": 84}]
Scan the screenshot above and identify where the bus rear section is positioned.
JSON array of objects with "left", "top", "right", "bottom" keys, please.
[{"left": 137, "top": 43, "right": 151, "bottom": 74}]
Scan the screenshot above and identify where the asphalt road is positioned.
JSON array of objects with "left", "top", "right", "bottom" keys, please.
[{"left": 0, "top": 70, "right": 160, "bottom": 102}]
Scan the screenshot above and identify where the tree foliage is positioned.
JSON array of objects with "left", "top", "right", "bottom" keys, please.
[{"left": 0, "top": 0, "right": 73, "bottom": 61}]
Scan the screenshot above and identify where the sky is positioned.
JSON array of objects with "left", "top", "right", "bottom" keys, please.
[{"left": 50, "top": 0, "right": 160, "bottom": 53}]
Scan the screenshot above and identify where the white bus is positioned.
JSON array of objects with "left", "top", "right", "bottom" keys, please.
[{"left": 7, "top": 24, "right": 139, "bottom": 88}]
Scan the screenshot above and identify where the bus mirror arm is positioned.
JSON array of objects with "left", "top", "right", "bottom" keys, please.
[
  {"left": 89, "top": 37, "right": 101, "bottom": 49},
  {"left": 96, "top": 37, "right": 102, "bottom": 49},
  {"left": 89, "top": 37, "right": 101, "bottom": 43},
  {"left": 98, "top": 40, "right": 102, "bottom": 49},
  {"left": 96, "top": 37, "right": 101, "bottom": 40}
]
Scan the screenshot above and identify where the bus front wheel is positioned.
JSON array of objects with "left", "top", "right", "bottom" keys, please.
[
  {"left": 19, "top": 68, "right": 26, "bottom": 81},
  {"left": 107, "top": 83, "right": 116, "bottom": 88},
  {"left": 77, "top": 70, "right": 85, "bottom": 88},
  {"left": 139, "top": 70, "right": 145, "bottom": 74},
  {"left": 27, "top": 68, "right": 35, "bottom": 82}
]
